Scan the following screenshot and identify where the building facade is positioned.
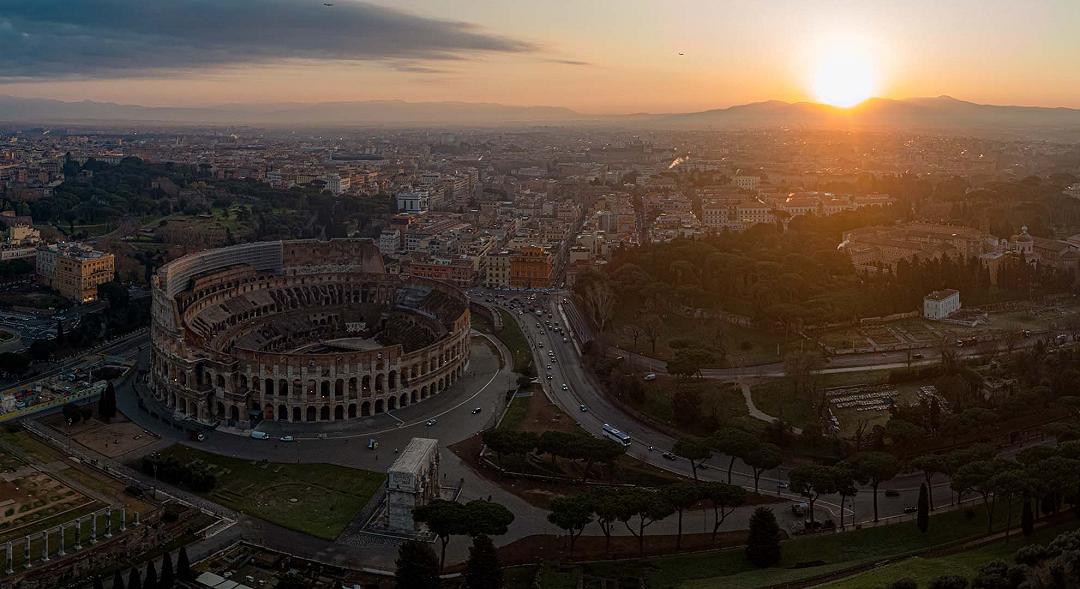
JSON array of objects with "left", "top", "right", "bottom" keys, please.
[
  {"left": 36, "top": 242, "right": 115, "bottom": 302},
  {"left": 924, "top": 289, "right": 961, "bottom": 320},
  {"left": 150, "top": 239, "right": 471, "bottom": 429},
  {"left": 510, "top": 245, "right": 552, "bottom": 289}
]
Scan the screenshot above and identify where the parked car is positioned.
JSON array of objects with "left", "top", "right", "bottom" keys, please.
[
  {"left": 249, "top": 431, "right": 269, "bottom": 440},
  {"left": 644, "top": 373, "right": 657, "bottom": 381},
  {"left": 662, "top": 452, "right": 678, "bottom": 461},
  {"left": 279, "top": 435, "right": 295, "bottom": 442},
  {"left": 471, "top": 407, "right": 482, "bottom": 414},
  {"left": 425, "top": 419, "right": 438, "bottom": 427}
]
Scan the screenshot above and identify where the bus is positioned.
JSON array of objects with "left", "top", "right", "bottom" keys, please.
[{"left": 602, "top": 424, "right": 632, "bottom": 447}]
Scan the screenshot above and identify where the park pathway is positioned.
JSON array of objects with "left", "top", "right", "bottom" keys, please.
[{"left": 737, "top": 381, "right": 803, "bottom": 435}]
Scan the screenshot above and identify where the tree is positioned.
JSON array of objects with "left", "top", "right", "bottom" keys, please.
[
  {"left": 62, "top": 402, "right": 83, "bottom": 425},
  {"left": 464, "top": 534, "right": 502, "bottom": 589},
  {"left": 701, "top": 482, "right": 745, "bottom": 541},
  {"left": 0, "top": 352, "right": 31, "bottom": 375},
  {"left": 712, "top": 427, "right": 759, "bottom": 484},
  {"left": 113, "top": 570, "right": 126, "bottom": 589},
  {"left": 1021, "top": 498, "right": 1034, "bottom": 537},
  {"left": 745, "top": 507, "right": 782, "bottom": 567},
  {"left": 176, "top": 546, "right": 193, "bottom": 582},
  {"left": 581, "top": 280, "right": 617, "bottom": 333},
  {"left": 640, "top": 313, "right": 664, "bottom": 355},
  {"left": 917, "top": 483, "right": 930, "bottom": 534},
  {"left": 663, "top": 482, "right": 702, "bottom": 550},
  {"left": 98, "top": 381, "right": 118, "bottom": 421},
  {"left": 128, "top": 567, "right": 143, "bottom": 589},
  {"left": 912, "top": 453, "right": 947, "bottom": 511},
  {"left": 847, "top": 452, "right": 899, "bottom": 522},
  {"left": 744, "top": 443, "right": 783, "bottom": 493},
  {"left": 28, "top": 339, "right": 57, "bottom": 362},
  {"left": 93, "top": 577, "right": 104, "bottom": 589},
  {"left": 590, "top": 488, "right": 623, "bottom": 555},
  {"left": 394, "top": 540, "right": 441, "bottom": 589},
  {"left": 160, "top": 551, "right": 175, "bottom": 589},
  {"left": 617, "top": 489, "right": 674, "bottom": 557},
  {"left": 672, "top": 437, "right": 712, "bottom": 481},
  {"left": 832, "top": 465, "right": 858, "bottom": 530},
  {"left": 952, "top": 460, "right": 998, "bottom": 534},
  {"left": 989, "top": 467, "right": 1031, "bottom": 542},
  {"left": 99, "top": 280, "right": 130, "bottom": 309},
  {"left": 547, "top": 495, "right": 594, "bottom": 558},
  {"left": 144, "top": 560, "right": 158, "bottom": 589},
  {"left": 413, "top": 500, "right": 469, "bottom": 571},
  {"left": 972, "top": 559, "right": 1025, "bottom": 589},
  {"left": 672, "top": 388, "right": 703, "bottom": 426},
  {"left": 789, "top": 464, "right": 837, "bottom": 525},
  {"left": 888, "top": 579, "right": 917, "bottom": 589},
  {"left": 575, "top": 436, "right": 624, "bottom": 483},
  {"left": 482, "top": 430, "right": 537, "bottom": 466}
]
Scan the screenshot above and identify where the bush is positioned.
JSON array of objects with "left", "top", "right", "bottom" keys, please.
[
  {"left": 928, "top": 575, "right": 968, "bottom": 589},
  {"left": 745, "top": 507, "right": 782, "bottom": 567},
  {"left": 887, "top": 579, "right": 918, "bottom": 589}
]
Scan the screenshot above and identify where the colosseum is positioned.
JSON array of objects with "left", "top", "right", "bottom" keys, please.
[{"left": 149, "top": 239, "right": 471, "bottom": 429}]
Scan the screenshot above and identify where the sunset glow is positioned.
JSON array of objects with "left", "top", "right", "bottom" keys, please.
[{"left": 811, "top": 44, "right": 877, "bottom": 107}]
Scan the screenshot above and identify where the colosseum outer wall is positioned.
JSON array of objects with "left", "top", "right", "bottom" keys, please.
[{"left": 149, "top": 239, "right": 471, "bottom": 429}]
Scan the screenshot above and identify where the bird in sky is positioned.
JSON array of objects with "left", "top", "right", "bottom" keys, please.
[{"left": 678, "top": 52, "right": 685, "bottom": 56}]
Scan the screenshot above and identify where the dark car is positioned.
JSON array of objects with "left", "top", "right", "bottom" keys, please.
[{"left": 662, "top": 452, "right": 678, "bottom": 461}]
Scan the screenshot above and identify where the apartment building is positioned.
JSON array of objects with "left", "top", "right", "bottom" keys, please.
[{"left": 37, "top": 242, "right": 116, "bottom": 303}]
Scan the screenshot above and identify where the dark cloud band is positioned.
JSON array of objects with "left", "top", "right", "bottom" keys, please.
[{"left": 0, "top": 0, "right": 535, "bottom": 79}]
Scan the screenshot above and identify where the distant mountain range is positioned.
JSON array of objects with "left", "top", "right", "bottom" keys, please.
[{"left": 3, "top": 94, "right": 1080, "bottom": 139}]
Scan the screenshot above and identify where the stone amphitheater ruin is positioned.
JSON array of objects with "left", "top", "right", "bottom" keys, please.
[{"left": 149, "top": 239, "right": 471, "bottom": 429}]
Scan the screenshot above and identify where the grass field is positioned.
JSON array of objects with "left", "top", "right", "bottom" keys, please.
[
  {"left": 823, "top": 520, "right": 1080, "bottom": 588},
  {"left": 611, "top": 315, "right": 796, "bottom": 367},
  {"left": 635, "top": 375, "right": 756, "bottom": 433},
  {"left": 750, "top": 370, "right": 894, "bottom": 429},
  {"left": 157, "top": 445, "right": 384, "bottom": 540},
  {"left": 496, "top": 308, "right": 534, "bottom": 374},
  {"left": 541, "top": 501, "right": 1041, "bottom": 589}
]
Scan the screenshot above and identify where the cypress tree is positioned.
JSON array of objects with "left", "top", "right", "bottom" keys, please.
[
  {"left": 745, "top": 507, "right": 782, "bottom": 567},
  {"left": 160, "top": 551, "right": 175, "bottom": 589},
  {"left": 112, "top": 570, "right": 126, "bottom": 589},
  {"left": 394, "top": 540, "right": 441, "bottom": 589},
  {"left": 176, "top": 546, "right": 193, "bottom": 582},
  {"left": 917, "top": 483, "right": 930, "bottom": 534},
  {"left": 1021, "top": 497, "right": 1034, "bottom": 537},
  {"left": 144, "top": 560, "right": 158, "bottom": 589},
  {"left": 127, "top": 567, "right": 143, "bottom": 589},
  {"left": 464, "top": 534, "right": 502, "bottom": 589}
]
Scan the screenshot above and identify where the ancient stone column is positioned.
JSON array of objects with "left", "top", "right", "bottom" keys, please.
[
  {"left": 90, "top": 513, "right": 97, "bottom": 544},
  {"left": 74, "top": 517, "right": 82, "bottom": 550},
  {"left": 132, "top": 511, "right": 140, "bottom": 527},
  {"left": 104, "top": 507, "right": 112, "bottom": 538},
  {"left": 119, "top": 507, "right": 126, "bottom": 531},
  {"left": 41, "top": 530, "right": 49, "bottom": 561},
  {"left": 58, "top": 525, "right": 65, "bottom": 556},
  {"left": 23, "top": 536, "right": 30, "bottom": 569},
  {"left": 5, "top": 541, "right": 13, "bottom": 574}
]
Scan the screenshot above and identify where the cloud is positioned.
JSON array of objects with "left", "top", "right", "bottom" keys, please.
[
  {"left": 546, "top": 59, "right": 591, "bottom": 66},
  {"left": 0, "top": 0, "right": 536, "bottom": 79}
]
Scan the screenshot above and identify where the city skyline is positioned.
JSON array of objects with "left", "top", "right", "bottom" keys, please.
[{"left": 1, "top": 0, "right": 1079, "bottom": 113}]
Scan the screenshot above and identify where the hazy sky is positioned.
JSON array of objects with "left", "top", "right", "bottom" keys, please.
[{"left": 1, "top": 0, "right": 1078, "bottom": 113}]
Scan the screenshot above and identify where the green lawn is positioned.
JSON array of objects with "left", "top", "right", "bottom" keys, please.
[
  {"left": 635, "top": 376, "right": 757, "bottom": 433},
  {"left": 750, "top": 370, "right": 893, "bottom": 428},
  {"left": 497, "top": 394, "right": 530, "bottom": 431},
  {"left": 824, "top": 520, "right": 1080, "bottom": 588},
  {"left": 573, "top": 501, "right": 1035, "bottom": 588},
  {"left": 496, "top": 309, "right": 534, "bottom": 374},
  {"left": 157, "top": 445, "right": 384, "bottom": 540},
  {"left": 611, "top": 315, "right": 797, "bottom": 366}
]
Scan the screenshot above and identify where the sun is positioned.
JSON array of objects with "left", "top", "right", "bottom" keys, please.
[{"left": 812, "top": 45, "right": 876, "bottom": 108}]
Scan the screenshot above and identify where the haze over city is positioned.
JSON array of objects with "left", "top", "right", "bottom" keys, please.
[{"left": 2, "top": 0, "right": 1080, "bottom": 113}]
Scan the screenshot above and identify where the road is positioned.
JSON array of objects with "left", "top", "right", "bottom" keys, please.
[{"left": 483, "top": 288, "right": 988, "bottom": 526}]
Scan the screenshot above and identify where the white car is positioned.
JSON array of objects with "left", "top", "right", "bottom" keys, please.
[
  {"left": 279, "top": 435, "right": 295, "bottom": 442},
  {"left": 561, "top": 384, "right": 569, "bottom": 391},
  {"left": 425, "top": 419, "right": 437, "bottom": 427}
]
